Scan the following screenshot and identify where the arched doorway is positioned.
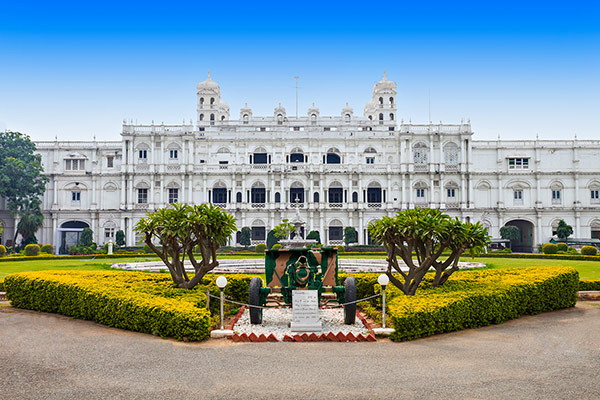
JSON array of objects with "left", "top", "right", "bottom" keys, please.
[
  {"left": 58, "top": 221, "right": 90, "bottom": 254},
  {"left": 504, "top": 219, "right": 534, "bottom": 253}
]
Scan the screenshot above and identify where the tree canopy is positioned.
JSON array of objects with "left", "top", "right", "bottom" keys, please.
[
  {"left": 500, "top": 225, "right": 520, "bottom": 242},
  {"left": 135, "top": 203, "right": 237, "bottom": 289},
  {"left": 556, "top": 220, "right": 573, "bottom": 240},
  {"left": 368, "top": 208, "right": 490, "bottom": 295},
  {"left": 272, "top": 218, "right": 295, "bottom": 239},
  {"left": 344, "top": 227, "right": 357, "bottom": 245},
  {"left": 239, "top": 227, "right": 252, "bottom": 248}
]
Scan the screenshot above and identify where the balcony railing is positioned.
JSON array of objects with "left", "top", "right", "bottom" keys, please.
[
  {"left": 328, "top": 203, "right": 343, "bottom": 208},
  {"left": 367, "top": 203, "right": 382, "bottom": 208},
  {"left": 251, "top": 203, "right": 266, "bottom": 208}
]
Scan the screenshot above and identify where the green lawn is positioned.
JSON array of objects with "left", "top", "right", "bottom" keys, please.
[{"left": 0, "top": 254, "right": 599, "bottom": 281}]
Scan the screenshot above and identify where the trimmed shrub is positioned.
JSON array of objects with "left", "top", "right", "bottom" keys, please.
[
  {"left": 24, "top": 244, "right": 41, "bottom": 256},
  {"left": 41, "top": 244, "right": 53, "bottom": 254},
  {"left": 542, "top": 243, "right": 558, "bottom": 254},
  {"left": 566, "top": 248, "right": 579, "bottom": 255},
  {"left": 579, "top": 279, "right": 600, "bottom": 291},
  {"left": 336, "top": 245, "right": 345, "bottom": 253},
  {"left": 383, "top": 267, "right": 578, "bottom": 342},
  {"left": 0, "top": 245, "right": 6, "bottom": 256},
  {"left": 4, "top": 271, "right": 224, "bottom": 341},
  {"left": 556, "top": 242, "right": 568, "bottom": 252},
  {"left": 255, "top": 243, "right": 267, "bottom": 253},
  {"left": 0, "top": 280, "right": 3, "bottom": 291},
  {"left": 581, "top": 246, "right": 598, "bottom": 256},
  {"left": 271, "top": 243, "right": 282, "bottom": 251}
]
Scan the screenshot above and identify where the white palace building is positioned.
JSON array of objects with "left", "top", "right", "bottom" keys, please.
[{"left": 4, "top": 73, "right": 600, "bottom": 253}]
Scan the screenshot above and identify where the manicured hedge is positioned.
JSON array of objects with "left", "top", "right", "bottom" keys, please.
[
  {"left": 579, "top": 279, "right": 600, "bottom": 291},
  {"left": 378, "top": 267, "right": 578, "bottom": 342},
  {"left": 4, "top": 271, "right": 254, "bottom": 341},
  {"left": 477, "top": 252, "right": 600, "bottom": 262},
  {"left": 0, "top": 279, "right": 4, "bottom": 291}
]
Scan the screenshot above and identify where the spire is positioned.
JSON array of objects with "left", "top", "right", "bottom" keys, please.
[{"left": 383, "top": 69, "right": 387, "bottom": 80}]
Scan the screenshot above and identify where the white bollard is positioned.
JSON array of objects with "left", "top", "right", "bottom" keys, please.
[
  {"left": 107, "top": 241, "right": 113, "bottom": 255},
  {"left": 373, "top": 274, "right": 394, "bottom": 336},
  {"left": 211, "top": 276, "right": 234, "bottom": 338}
]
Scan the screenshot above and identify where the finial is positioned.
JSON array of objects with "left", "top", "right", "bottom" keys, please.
[
  {"left": 383, "top": 69, "right": 386, "bottom": 78},
  {"left": 245, "top": 102, "right": 248, "bottom": 107},
  {"left": 278, "top": 102, "right": 281, "bottom": 107},
  {"left": 497, "top": 134, "right": 501, "bottom": 140},
  {"left": 312, "top": 102, "right": 315, "bottom": 107},
  {"left": 93, "top": 135, "right": 96, "bottom": 141},
  {"left": 574, "top": 133, "right": 578, "bottom": 140},
  {"left": 536, "top": 133, "right": 539, "bottom": 140},
  {"left": 207, "top": 70, "right": 211, "bottom": 78},
  {"left": 346, "top": 102, "right": 349, "bottom": 106},
  {"left": 55, "top": 135, "right": 58, "bottom": 141}
]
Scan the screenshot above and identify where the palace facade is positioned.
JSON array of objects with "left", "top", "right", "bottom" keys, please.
[{"left": 3, "top": 73, "right": 600, "bottom": 253}]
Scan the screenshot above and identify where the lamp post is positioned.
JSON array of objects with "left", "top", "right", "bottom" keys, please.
[
  {"left": 377, "top": 274, "right": 390, "bottom": 329},
  {"left": 216, "top": 276, "right": 228, "bottom": 330}
]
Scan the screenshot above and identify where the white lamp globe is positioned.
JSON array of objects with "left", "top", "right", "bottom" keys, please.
[
  {"left": 216, "top": 276, "right": 228, "bottom": 289},
  {"left": 378, "top": 274, "right": 390, "bottom": 286}
]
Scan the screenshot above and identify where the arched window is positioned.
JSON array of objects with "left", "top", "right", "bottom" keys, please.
[
  {"left": 221, "top": 115, "right": 225, "bottom": 121},
  {"left": 378, "top": 97, "right": 383, "bottom": 105},
  {"left": 389, "top": 113, "right": 394, "bottom": 121},
  {"left": 275, "top": 192, "right": 281, "bottom": 203},
  {"left": 314, "top": 192, "right": 320, "bottom": 203},
  {"left": 253, "top": 147, "right": 268, "bottom": 164},
  {"left": 368, "top": 115, "right": 373, "bottom": 121},
  {"left": 444, "top": 142, "right": 459, "bottom": 166},
  {"left": 210, "top": 97, "right": 215, "bottom": 105},
  {"left": 251, "top": 182, "right": 266, "bottom": 204},
  {"left": 325, "top": 148, "right": 341, "bottom": 164},
  {"left": 236, "top": 192, "right": 242, "bottom": 202},
  {"left": 379, "top": 113, "right": 384, "bottom": 121},
  {"left": 352, "top": 191, "right": 358, "bottom": 202},
  {"left": 414, "top": 181, "right": 428, "bottom": 202},
  {"left": 290, "top": 182, "right": 304, "bottom": 204},
  {"left": 199, "top": 114, "right": 204, "bottom": 121},
  {"left": 345, "top": 113, "right": 351, "bottom": 122},
  {"left": 329, "top": 219, "right": 344, "bottom": 241},
  {"left": 367, "top": 182, "right": 382, "bottom": 204},
  {"left": 413, "top": 142, "right": 428, "bottom": 165},
  {"left": 251, "top": 219, "right": 266, "bottom": 241},
  {"left": 328, "top": 181, "right": 343, "bottom": 203},
  {"left": 290, "top": 147, "right": 304, "bottom": 163},
  {"left": 210, "top": 114, "right": 215, "bottom": 125},
  {"left": 389, "top": 96, "right": 394, "bottom": 105},
  {"left": 243, "top": 114, "right": 249, "bottom": 124},
  {"left": 212, "top": 181, "right": 227, "bottom": 204},
  {"left": 200, "top": 97, "right": 204, "bottom": 105}
]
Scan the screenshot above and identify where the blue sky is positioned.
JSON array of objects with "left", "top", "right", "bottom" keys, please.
[{"left": 0, "top": 0, "right": 599, "bottom": 141}]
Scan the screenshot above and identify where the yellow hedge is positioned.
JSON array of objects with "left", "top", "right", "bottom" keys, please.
[
  {"left": 384, "top": 267, "right": 579, "bottom": 341},
  {"left": 4, "top": 270, "right": 216, "bottom": 340}
]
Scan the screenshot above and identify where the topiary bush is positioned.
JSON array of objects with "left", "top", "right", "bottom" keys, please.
[
  {"left": 336, "top": 244, "right": 345, "bottom": 253},
  {"left": 557, "top": 242, "right": 568, "bottom": 252},
  {"left": 271, "top": 243, "right": 282, "bottom": 251},
  {"left": 567, "top": 247, "right": 579, "bottom": 255},
  {"left": 255, "top": 243, "right": 267, "bottom": 253},
  {"left": 581, "top": 246, "right": 598, "bottom": 256},
  {"left": 24, "top": 244, "right": 40, "bottom": 256},
  {"left": 542, "top": 243, "right": 558, "bottom": 254},
  {"left": 0, "top": 244, "right": 6, "bottom": 256},
  {"left": 41, "top": 244, "right": 53, "bottom": 254}
]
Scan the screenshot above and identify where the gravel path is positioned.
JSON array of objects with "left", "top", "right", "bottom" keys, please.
[
  {"left": 233, "top": 308, "right": 370, "bottom": 340},
  {"left": 1, "top": 302, "right": 600, "bottom": 399}
]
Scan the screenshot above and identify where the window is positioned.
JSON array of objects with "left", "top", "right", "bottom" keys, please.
[
  {"left": 169, "top": 150, "right": 178, "bottom": 159},
  {"left": 65, "top": 159, "right": 85, "bottom": 170},
  {"left": 107, "top": 156, "right": 114, "bottom": 168},
  {"left": 325, "top": 151, "right": 341, "bottom": 164},
  {"left": 275, "top": 192, "right": 281, "bottom": 203},
  {"left": 328, "top": 188, "right": 343, "bottom": 203},
  {"left": 236, "top": 192, "right": 242, "bottom": 202},
  {"left": 314, "top": 192, "right": 320, "bottom": 202},
  {"left": 416, "top": 189, "right": 425, "bottom": 198},
  {"left": 290, "top": 187, "right": 304, "bottom": 203},
  {"left": 592, "top": 190, "right": 600, "bottom": 203},
  {"left": 212, "top": 188, "right": 227, "bottom": 203},
  {"left": 447, "top": 188, "right": 456, "bottom": 198},
  {"left": 251, "top": 227, "right": 265, "bottom": 241},
  {"left": 552, "top": 189, "right": 561, "bottom": 204},
  {"left": 71, "top": 191, "right": 81, "bottom": 202},
  {"left": 290, "top": 152, "right": 304, "bottom": 163},
  {"left": 513, "top": 189, "right": 523, "bottom": 205},
  {"left": 508, "top": 158, "right": 529, "bottom": 169},
  {"left": 413, "top": 143, "right": 428, "bottom": 165},
  {"left": 366, "top": 157, "right": 375, "bottom": 164},
  {"left": 367, "top": 187, "right": 382, "bottom": 203},
  {"left": 251, "top": 187, "right": 266, "bottom": 203},
  {"left": 329, "top": 227, "right": 343, "bottom": 241},
  {"left": 352, "top": 191, "right": 358, "bottom": 202},
  {"left": 138, "top": 150, "right": 147, "bottom": 159},
  {"left": 137, "top": 188, "right": 148, "bottom": 204},
  {"left": 104, "top": 228, "right": 115, "bottom": 240},
  {"left": 253, "top": 153, "right": 268, "bottom": 164},
  {"left": 168, "top": 188, "right": 179, "bottom": 204}
]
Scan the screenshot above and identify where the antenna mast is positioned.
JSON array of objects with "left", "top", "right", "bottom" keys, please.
[{"left": 294, "top": 76, "right": 300, "bottom": 119}]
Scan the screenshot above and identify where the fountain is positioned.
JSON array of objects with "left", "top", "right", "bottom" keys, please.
[{"left": 278, "top": 197, "right": 317, "bottom": 249}]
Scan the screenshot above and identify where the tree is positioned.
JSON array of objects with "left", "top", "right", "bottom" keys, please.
[
  {"left": 0, "top": 132, "right": 48, "bottom": 246},
  {"left": 15, "top": 197, "right": 44, "bottom": 249},
  {"left": 556, "top": 219, "right": 573, "bottom": 241},
  {"left": 368, "top": 208, "right": 490, "bottom": 295},
  {"left": 500, "top": 225, "right": 520, "bottom": 243},
  {"left": 80, "top": 228, "right": 94, "bottom": 247},
  {"left": 239, "top": 227, "right": 252, "bottom": 249},
  {"left": 115, "top": 230, "right": 126, "bottom": 247},
  {"left": 272, "top": 218, "right": 295, "bottom": 239},
  {"left": 306, "top": 230, "right": 321, "bottom": 244},
  {"left": 344, "top": 227, "right": 357, "bottom": 245},
  {"left": 266, "top": 230, "right": 279, "bottom": 249},
  {"left": 135, "top": 203, "right": 237, "bottom": 289}
]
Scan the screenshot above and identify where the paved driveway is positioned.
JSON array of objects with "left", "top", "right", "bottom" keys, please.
[{"left": 1, "top": 302, "right": 599, "bottom": 400}]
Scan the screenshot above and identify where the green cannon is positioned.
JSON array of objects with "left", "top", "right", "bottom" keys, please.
[{"left": 248, "top": 247, "right": 357, "bottom": 325}]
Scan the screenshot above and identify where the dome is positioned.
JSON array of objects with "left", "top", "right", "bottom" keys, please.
[
  {"left": 196, "top": 71, "right": 220, "bottom": 90},
  {"left": 341, "top": 102, "right": 354, "bottom": 115},
  {"left": 373, "top": 71, "right": 396, "bottom": 92}
]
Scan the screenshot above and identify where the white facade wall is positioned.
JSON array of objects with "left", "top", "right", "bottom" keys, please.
[{"left": 1, "top": 74, "right": 599, "bottom": 252}]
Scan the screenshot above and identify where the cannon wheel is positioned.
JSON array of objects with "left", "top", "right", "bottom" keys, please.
[
  {"left": 249, "top": 277, "right": 263, "bottom": 324},
  {"left": 344, "top": 277, "right": 357, "bottom": 325}
]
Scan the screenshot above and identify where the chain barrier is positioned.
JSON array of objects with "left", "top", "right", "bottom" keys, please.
[{"left": 207, "top": 292, "right": 382, "bottom": 310}]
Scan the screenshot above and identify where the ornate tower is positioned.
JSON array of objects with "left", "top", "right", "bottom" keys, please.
[
  {"left": 363, "top": 71, "right": 397, "bottom": 124},
  {"left": 196, "top": 71, "right": 230, "bottom": 125}
]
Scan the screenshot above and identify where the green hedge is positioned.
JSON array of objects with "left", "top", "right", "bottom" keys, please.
[
  {"left": 579, "top": 279, "right": 600, "bottom": 291},
  {"left": 0, "top": 279, "right": 3, "bottom": 291},
  {"left": 378, "top": 267, "right": 578, "bottom": 342},
  {"left": 4, "top": 271, "right": 254, "bottom": 341},
  {"left": 477, "top": 252, "right": 600, "bottom": 262}
]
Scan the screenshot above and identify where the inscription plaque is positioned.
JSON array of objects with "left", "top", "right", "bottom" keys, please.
[{"left": 290, "top": 290, "right": 322, "bottom": 332}]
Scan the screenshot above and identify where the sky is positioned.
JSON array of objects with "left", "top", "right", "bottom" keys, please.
[{"left": 0, "top": 0, "right": 599, "bottom": 141}]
